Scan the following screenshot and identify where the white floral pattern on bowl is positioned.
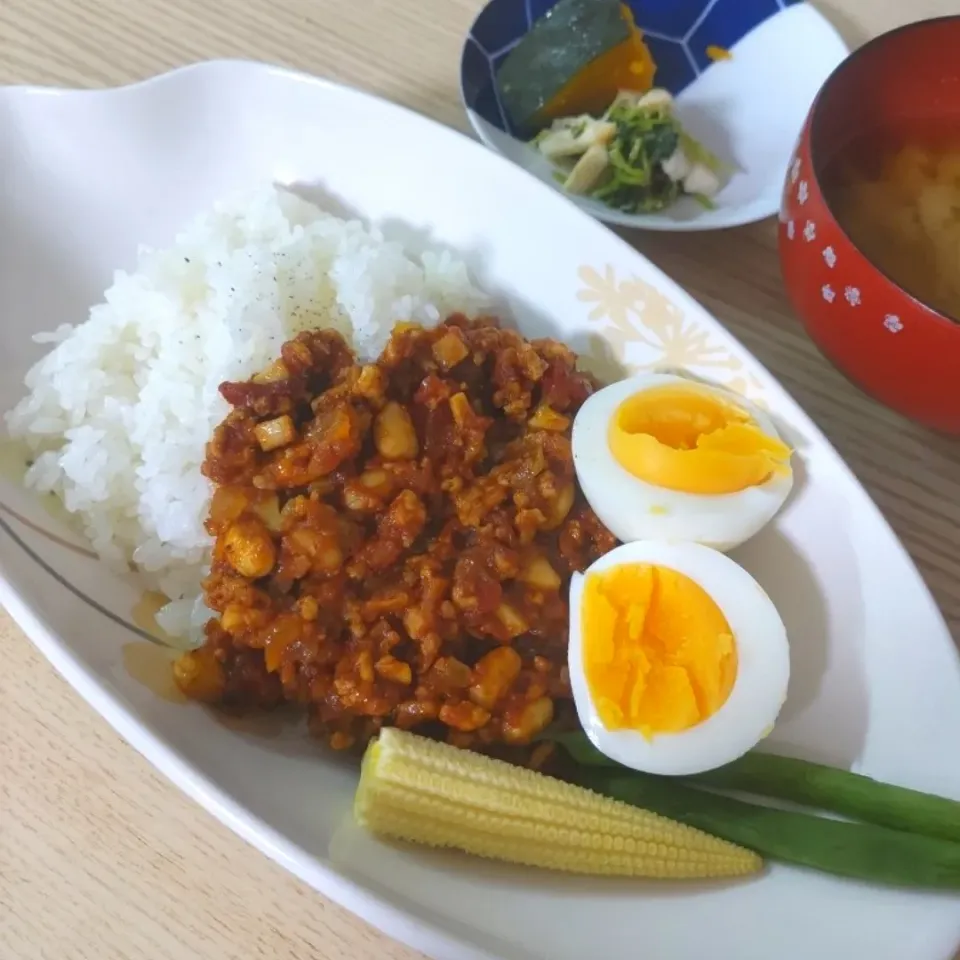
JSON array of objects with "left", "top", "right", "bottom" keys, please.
[{"left": 780, "top": 142, "right": 929, "bottom": 357}]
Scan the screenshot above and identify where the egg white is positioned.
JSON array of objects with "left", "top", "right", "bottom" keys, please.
[
  {"left": 568, "top": 540, "right": 790, "bottom": 776},
  {"left": 571, "top": 373, "right": 793, "bottom": 551}
]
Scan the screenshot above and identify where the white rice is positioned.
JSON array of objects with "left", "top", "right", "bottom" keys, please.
[{"left": 5, "top": 185, "right": 491, "bottom": 636}]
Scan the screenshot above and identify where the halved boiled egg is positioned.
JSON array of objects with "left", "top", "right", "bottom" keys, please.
[
  {"left": 568, "top": 540, "right": 789, "bottom": 775},
  {"left": 572, "top": 373, "right": 793, "bottom": 551}
]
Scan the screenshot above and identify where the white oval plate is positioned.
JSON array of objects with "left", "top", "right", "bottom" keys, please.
[{"left": 1, "top": 61, "right": 958, "bottom": 960}]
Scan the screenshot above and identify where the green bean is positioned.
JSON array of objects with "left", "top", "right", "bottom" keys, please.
[
  {"left": 581, "top": 772, "right": 960, "bottom": 890},
  {"left": 550, "top": 731, "right": 960, "bottom": 843},
  {"left": 689, "top": 751, "right": 960, "bottom": 844}
]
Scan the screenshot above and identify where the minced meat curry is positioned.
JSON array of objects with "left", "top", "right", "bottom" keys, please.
[{"left": 173, "top": 315, "right": 615, "bottom": 754}]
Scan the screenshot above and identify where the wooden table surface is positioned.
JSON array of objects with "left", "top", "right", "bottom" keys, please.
[{"left": 1, "top": 1, "right": 958, "bottom": 959}]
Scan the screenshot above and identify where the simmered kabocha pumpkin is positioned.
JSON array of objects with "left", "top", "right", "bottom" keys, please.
[{"left": 496, "top": 0, "right": 656, "bottom": 135}]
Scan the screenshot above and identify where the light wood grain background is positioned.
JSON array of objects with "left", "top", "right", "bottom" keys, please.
[{"left": 1, "top": 2, "right": 958, "bottom": 959}]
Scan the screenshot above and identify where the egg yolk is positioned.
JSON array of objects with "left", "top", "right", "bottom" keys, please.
[
  {"left": 608, "top": 383, "right": 791, "bottom": 494},
  {"left": 582, "top": 563, "right": 737, "bottom": 737}
]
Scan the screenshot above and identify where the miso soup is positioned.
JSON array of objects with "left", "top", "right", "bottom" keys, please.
[{"left": 821, "top": 119, "right": 960, "bottom": 322}]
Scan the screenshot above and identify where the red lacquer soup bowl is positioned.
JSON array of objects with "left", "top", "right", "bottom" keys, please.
[{"left": 778, "top": 16, "right": 960, "bottom": 435}]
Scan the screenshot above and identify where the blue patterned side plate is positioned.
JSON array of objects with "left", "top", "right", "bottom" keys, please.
[{"left": 460, "top": 0, "right": 849, "bottom": 231}]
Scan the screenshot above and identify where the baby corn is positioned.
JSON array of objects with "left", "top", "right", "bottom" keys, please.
[{"left": 354, "top": 729, "right": 762, "bottom": 879}]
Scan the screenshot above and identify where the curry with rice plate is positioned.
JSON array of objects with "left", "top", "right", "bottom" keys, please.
[{"left": 8, "top": 185, "right": 960, "bottom": 891}]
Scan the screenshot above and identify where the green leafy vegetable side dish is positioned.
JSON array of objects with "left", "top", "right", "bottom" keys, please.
[
  {"left": 531, "top": 89, "right": 727, "bottom": 216},
  {"left": 593, "top": 99, "right": 682, "bottom": 212}
]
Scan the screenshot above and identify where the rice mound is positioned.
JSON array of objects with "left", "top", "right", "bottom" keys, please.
[{"left": 5, "top": 185, "right": 490, "bottom": 635}]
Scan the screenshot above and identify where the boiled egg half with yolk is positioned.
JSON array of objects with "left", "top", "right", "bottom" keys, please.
[
  {"left": 568, "top": 540, "right": 789, "bottom": 775},
  {"left": 572, "top": 373, "right": 793, "bottom": 550}
]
